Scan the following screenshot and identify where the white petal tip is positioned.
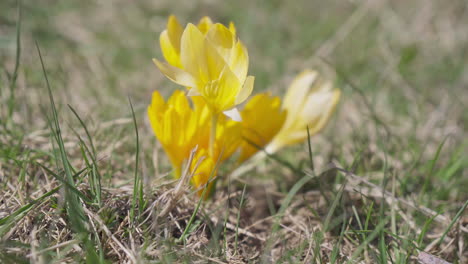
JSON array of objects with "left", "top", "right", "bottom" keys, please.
[
  {"left": 187, "top": 89, "right": 201, "bottom": 96},
  {"left": 223, "top": 108, "right": 242, "bottom": 122}
]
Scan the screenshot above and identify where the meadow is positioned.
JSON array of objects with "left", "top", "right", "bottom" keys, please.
[{"left": 1, "top": 0, "right": 467, "bottom": 263}]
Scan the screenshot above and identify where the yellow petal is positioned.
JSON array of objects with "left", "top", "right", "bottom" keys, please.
[
  {"left": 202, "top": 66, "right": 240, "bottom": 112},
  {"left": 190, "top": 150, "right": 216, "bottom": 197},
  {"left": 204, "top": 41, "right": 227, "bottom": 81},
  {"left": 206, "top": 24, "right": 235, "bottom": 63},
  {"left": 168, "top": 89, "right": 191, "bottom": 113},
  {"left": 148, "top": 90, "right": 166, "bottom": 116},
  {"left": 191, "top": 95, "right": 207, "bottom": 110},
  {"left": 304, "top": 88, "right": 341, "bottom": 135},
  {"left": 167, "top": 15, "right": 183, "bottom": 52},
  {"left": 229, "top": 41, "right": 249, "bottom": 83},
  {"left": 239, "top": 93, "right": 286, "bottom": 162},
  {"left": 266, "top": 70, "right": 340, "bottom": 153},
  {"left": 228, "top": 22, "right": 236, "bottom": 36},
  {"left": 153, "top": 58, "right": 196, "bottom": 87},
  {"left": 215, "top": 118, "right": 242, "bottom": 162},
  {"left": 180, "top": 24, "right": 226, "bottom": 83},
  {"left": 235, "top": 75, "right": 254, "bottom": 105},
  {"left": 180, "top": 23, "right": 210, "bottom": 81},
  {"left": 300, "top": 81, "right": 334, "bottom": 122},
  {"left": 197, "top": 16, "right": 214, "bottom": 34},
  {"left": 283, "top": 70, "right": 318, "bottom": 117},
  {"left": 160, "top": 30, "right": 182, "bottom": 68}
]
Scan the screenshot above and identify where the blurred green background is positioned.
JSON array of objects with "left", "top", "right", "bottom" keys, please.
[{"left": 1, "top": 0, "right": 467, "bottom": 262}]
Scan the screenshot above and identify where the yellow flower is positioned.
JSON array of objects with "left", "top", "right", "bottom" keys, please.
[
  {"left": 266, "top": 70, "right": 341, "bottom": 154},
  {"left": 153, "top": 15, "right": 254, "bottom": 116},
  {"left": 147, "top": 90, "right": 209, "bottom": 177},
  {"left": 190, "top": 95, "right": 242, "bottom": 162},
  {"left": 238, "top": 93, "right": 287, "bottom": 162},
  {"left": 148, "top": 90, "right": 242, "bottom": 194},
  {"left": 190, "top": 149, "right": 216, "bottom": 198}
]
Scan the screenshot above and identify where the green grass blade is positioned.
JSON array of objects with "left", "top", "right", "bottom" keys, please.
[
  {"left": 68, "top": 105, "right": 97, "bottom": 158},
  {"left": 348, "top": 216, "right": 390, "bottom": 263},
  {"left": 179, "top": 156, "right": 222, "bottom": 242},
  {"left": 36, "top": 162, "right": 91, "bottom": 203},
  {"left": 437, "top": 199, "right": 468, "bottom": 245},
  {"left": 421, "top": 136, "right": 448, "bottom": 196},
  {"left": 234, "top": 184, "right": 247, "bottom": 254},
  {"left": 36, "top": 42, "right": 87, "bottom": 234},
  {"left": 306, "top": 125, "right": 315, "bottom": 173},
  {"left": 7, "top": 0, "right": 22, "bottom": 119},
  {"left": 68, "top": 105, "right": 102, "bottom": 205},
  {"left": 128, "top": 97, "right": 141, "bottom": 224}
]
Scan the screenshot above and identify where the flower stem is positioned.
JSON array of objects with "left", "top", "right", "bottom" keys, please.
[{"left": 209, "top": 113, "right": 218, "bottom": 157}]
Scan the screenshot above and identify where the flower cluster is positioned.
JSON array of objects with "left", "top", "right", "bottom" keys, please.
[{"left": 148, "top": 15, "right": 341, "bottom": 197}]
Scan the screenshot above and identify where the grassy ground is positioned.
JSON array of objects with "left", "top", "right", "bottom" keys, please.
[{"left": 1, "top": 0, "right": 467, "bottom": 263}]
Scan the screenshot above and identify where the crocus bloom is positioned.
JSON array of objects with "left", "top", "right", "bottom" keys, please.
[
  {"left": 238, "top": 93, "right": 287, "bottom": 162},
  {"left": 190, "top": 149, "right": 216, "bottom": 197},
  {"left": 266, "top": 70, "right": 341, "bottom": 154},
  {"left": 153, "top": 15, "right": 254, "bottom": 118},
  {"left": 147, "top": 90, "right": 209, "bottom": 177},
  {"left": 148, "top": 90, "right": 242, "bottom": 194},
  {"left": 159, "top": 16, "right": 235, "bottom": 69}
]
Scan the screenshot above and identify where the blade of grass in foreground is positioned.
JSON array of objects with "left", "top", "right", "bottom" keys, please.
[
  {"left": 437, "top": 199, "right": 468, "bottom": 245},
  {"left": 7, "top": 0, "right": 22, "bottom": 119},
  {"left": 260, "top": 173, "right": 316, "bottom": 262},
  {"left": 311, "top": 173, "right": 346, "bottom": 263},
  {"left": 234, "top": 184, "right": 247, "bottom": 254},
  {"left": 36, "top": 43, "right": 106, "bottom": 263},
  {"left": 420, "top": 136, "right": 447, "bottom": 197},
  {"left": 348, "top": 216, "right": 390, "bottom": 263},
  {"left": 129, "top": 97, "right": 143, "bottom": 226},
  {"left": 306, "top": 125, "right": 330, "bottom": 205},
  {"left": 36, "top": 42, "right": 87, "bottom": 234},
  {"left": 69, "top": 105, "right": 102, "bottom": 206},
  {"left": 178, "top": 160, "right": 220, "bottom": 243},
  {"left": 330, "top": 207, "right": 347, "bottom": 264}
]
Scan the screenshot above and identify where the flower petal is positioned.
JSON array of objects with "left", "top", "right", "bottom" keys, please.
[
  {"left": 229, "top": 41, "right": 249, "bottom": 83},
  {"left": 206, "top": 24, "right": 235, "bottom": 63},
  {"left": 180, "top": 24, "right": 210, "bottom": 82},
  {"left": 239, "top": 93, "right": 286, "bottom": 162},
  {"left": 223, "top": 107, "right": 242, "bottom": 122},
  {"left": 302, "top": 87, "right": 341, "bottom": 135},
  {"left": 153, "top": 58, "right": 196, "bottom": 87},
  {"left": 235, "top": 75, "right": 254, "bottom": 105},
  {"left": 160, "top": 30, "right": 182, "bottom": 68},
  {"left": 229, "top": 22, "right": 236, "bottom": 36},
  {"left": 166, "top": 15, "right": 183, "bottom": 53},
  {"left": 211, "top": 66, "right": 241, "bottom": 110},
  {"left": 197, "top": 16, "right": 214, "bottom": 34},
  {"left": 283, "top": 70, "right": 318, "bottom": 115},
  {"left": 187, "top": 89, "right": 201, "bottom": 96},
  {"left": 300, "top": 81, "right": 334, "bottom": 121}
]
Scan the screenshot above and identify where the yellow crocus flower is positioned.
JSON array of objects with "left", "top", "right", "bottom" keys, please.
[
  {"left": 238, "top": 93, "right": 287, "bottom": 162},
  {"left": 153, "top": 15, "right": 254, "bottom": 117},
  {"left": 148, "top": 90, "right": 242, "bottom": 194},
  {"left": 159, "top": 16, "right": 216, "bottom": 69},
  {"left": 190, "top": 149, "right": 216, "bottom": 197},
  {"left": 148, "top": 90, "right": 209, "bottom": 177},
  {"left": 190, "top": 95, "right": 242, "bottom": 162},
  {"left": 266, "top": 70, "right": 341, "bottom": 154}
]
